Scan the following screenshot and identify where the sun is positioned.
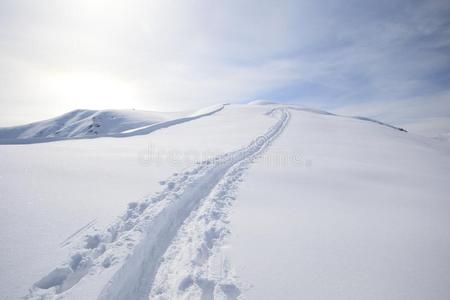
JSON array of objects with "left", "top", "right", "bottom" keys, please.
[{"left": 40, "top": 70, "right": 139, "bottom": 110}]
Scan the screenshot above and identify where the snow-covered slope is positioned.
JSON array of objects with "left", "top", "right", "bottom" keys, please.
[
  {"left": 1, "top": 103, "right": 449, "bottom": 299},
  {"left": 249, "top": 101, "right": 407, "bottom": 132},
  {"left": 0, "top": 105, "right": 224, "bottom": 144},
  {"left": 247, "top": 100, "right": 279, "bottom": 105},
  {"left": 0, "top": 109, "right": 166, "bottom": 139},
  {"left": 0, "top": 104, "right": 273, "bottom": 300},
  {"left": 230, "top": 108, "right": 450, "bottom": 299}
]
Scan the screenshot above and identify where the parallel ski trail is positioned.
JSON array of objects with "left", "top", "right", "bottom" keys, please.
[
  {"left": 149, "top": 109, "right": 291, "bottom": 299},
  {"left": 149, "top": 143, "right": 259, "bottom": 299},
  {"left": 25, "top": 108, "right": 289, "bottom": 300},
  {"left": 100, "top": 108, "right": 289, "bottom": 300}
]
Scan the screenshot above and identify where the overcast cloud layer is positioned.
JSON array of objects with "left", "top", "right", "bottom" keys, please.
[{"left": 1, "top": 0, "right": 449, "bottom": 125}]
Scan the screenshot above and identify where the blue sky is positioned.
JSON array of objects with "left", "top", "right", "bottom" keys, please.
[{"left": 0, "top": 0, "right": 449, "bottom": 125}]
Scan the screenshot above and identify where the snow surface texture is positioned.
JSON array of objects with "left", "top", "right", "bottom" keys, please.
[
  {"left": 1, "top": 103, "right": 450, "bottom": 299},
  {"left": 22, "top": 108, "right": 289, "bottom": 299},
  {"left": 0, "top": 105, "right": 224, "bottom": 144},
  {"left": 230, "top": 108, "right": 450, "bottom": 300},
  {"left": 0, "top": 104, "right": 274, "bottom": 300}
]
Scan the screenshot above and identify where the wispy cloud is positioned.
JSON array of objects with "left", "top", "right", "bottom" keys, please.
[{"left": 0, "top": 0, "right": 449, "bottom": 124}]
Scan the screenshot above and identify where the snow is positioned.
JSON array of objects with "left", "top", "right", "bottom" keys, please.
[
  {"left": 400, "top": 117, "right": 450, "bottom": 138},
  {"left": 0, "top": 109, "right": 166, "bottom": 140},
  {"left": 147, "top": 109, "right": 288, "bottom": 300},
  {"left": 1, "top": 103, "right": 450, "bottom": 299},
  {"left": 0, "top": 105, "right": 224, "bottom": 144},
  {"left": 230, "top": 109, "right": 450, "bottom": 299},
  {"left": 250, "top": 101, "right": 408, "bottom": 132},
  {"left": 333, "top": 95, "right": 450, "bottom": 138},
  {"left": 247, "top": 100, "right": 279, "bottom": 105},
  {"left": 0, "top": 105, "right": 275, "bottom": 300}
]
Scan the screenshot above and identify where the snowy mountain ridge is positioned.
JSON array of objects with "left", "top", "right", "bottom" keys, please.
[
  {"left": 0, "top": 105, "right": 224, "bottom": 144},
  {"left": 0, "top": 102, "right": 407, "bottom": 145},
  {"left": 248, "top": 101, "right": 407, "bottom": 132}
]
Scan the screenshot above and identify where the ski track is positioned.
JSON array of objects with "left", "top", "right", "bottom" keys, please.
[
  {"left": 24, "top": 108, "right": 290, "bottom": 300},
  {"left": 59, "top": 219, "right": 97, "bottom": 248},
  {"left": 149, "top": 147, "right": 251, "bottom": 300}
]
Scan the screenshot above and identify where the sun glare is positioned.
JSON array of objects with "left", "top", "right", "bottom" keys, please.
[{"left": 40, "top": 71, "right": 138, "bottom": 109}]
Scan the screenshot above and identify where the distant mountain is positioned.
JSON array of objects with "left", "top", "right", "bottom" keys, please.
[{"left": 0, "top": 105, "right": 225, "bottom": 144}]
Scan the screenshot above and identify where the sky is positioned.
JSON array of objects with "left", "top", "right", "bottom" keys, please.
[{"left": 0, "top": 0, "right": 449, "bottom": 126}]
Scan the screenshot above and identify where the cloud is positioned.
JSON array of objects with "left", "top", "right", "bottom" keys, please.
[
  {"left": 0, "top": 0, "right": 449, "bottom": 125},
  {"left": 334, "top": 91, "right": 450, "bottom": 136}
]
